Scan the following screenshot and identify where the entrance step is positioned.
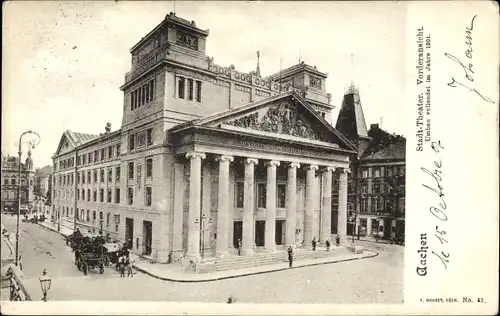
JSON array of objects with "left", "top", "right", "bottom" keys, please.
[{"left": 214, "top": 247, "right": 349, "bottom": 272}]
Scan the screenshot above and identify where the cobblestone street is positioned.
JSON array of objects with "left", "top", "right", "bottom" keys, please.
[{"left": 2, "top": 215, "right": 403, "bottom": 303}]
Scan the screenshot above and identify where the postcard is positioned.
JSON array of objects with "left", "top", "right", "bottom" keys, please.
[{"left": 1, "top": 1, "right": 498, "bottom": 315}]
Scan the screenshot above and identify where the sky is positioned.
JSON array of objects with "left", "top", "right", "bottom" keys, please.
[{"left": 2, "top": 1, "right": 407, "bottom": 168}]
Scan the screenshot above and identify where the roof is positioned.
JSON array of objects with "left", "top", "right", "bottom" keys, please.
[
  {"left": 267, "top": 62, "right": 327, "bottom": 81},
  {"left": 335, "top": 85, "right": 369, "bottom": 142},
  {"left": 36, "top": 165, "right": 53, "bottom": 177},
  {"left": 360, "top": 125, "right": 406, "bottom": 161},
  {"left": 67, "top": 131, "right": 100, "bottom": 145}
]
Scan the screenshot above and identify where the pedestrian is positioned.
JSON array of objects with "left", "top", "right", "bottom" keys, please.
[
  {"left": 325, "top": 240, "right": 330, "bottom": 251},
  {"left": 237, "top": 239, "right": 242, "bottom": 256},
  {"left": 126, "top": 255, "right": 133, "bottom": 278},
  {"left": 118, "top": 255, "right": 125, "bottom": 277},
  {"left": 287, "top": 246, "right": 293, "bottom": 268},
  {"left": 335, "top": 234, "right": 340, "bottom": 246},
  {"left": 312, "top": 237, "right": 317, "bottom": 251}
]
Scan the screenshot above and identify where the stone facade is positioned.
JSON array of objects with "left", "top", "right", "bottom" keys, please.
[
  {"left": 51, "top": 12, "right": 356, "bottom": 263},
  {"left": 1, "top": 152, "right": 35, "bottom": 213}
]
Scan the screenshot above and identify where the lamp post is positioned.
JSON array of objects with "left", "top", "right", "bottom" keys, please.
[
  {"left": 195, "top": 214, "right": 213, "bottom": 258},
  {"left": 39, "top": 269, "right": 51, "bottom": 302},
  {"left": 15, "top": 130, "right": 41, "bottom": 267},
  {"left": 57, "top": 207, "right": 61, "bottom": 232}
]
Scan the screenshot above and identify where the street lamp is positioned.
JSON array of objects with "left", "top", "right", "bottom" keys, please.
[
  {"left": 15, "top": 130, "right": 41, "bottom": 267},
  {"left": 39, "top": 269, "right": 51, "bottom": 302},
  {"left": 195, "top": 214, "right": 213, "bottom": 258}
]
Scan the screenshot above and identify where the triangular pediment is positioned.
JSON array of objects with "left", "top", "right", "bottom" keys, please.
[
  {"left": 55, "top": 132, "right": 76, "bottom": 156},
  {"left": 195, "top": 92, "right": 356, "bottom": 151}
]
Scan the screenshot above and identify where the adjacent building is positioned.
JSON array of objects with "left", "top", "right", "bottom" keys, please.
[
  {"left": 52, "top": 12, "right": 358, "bottom": 263},
  {"left": 334, "top": 85, "right": 406, "bottom": 240},
  {"left": 1, "top": 151, "right": 36, "bottom": 213}
]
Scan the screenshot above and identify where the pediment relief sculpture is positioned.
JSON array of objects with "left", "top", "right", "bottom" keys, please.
[{"left": 226, "top": 102, "right": 325, "bottom": 141}]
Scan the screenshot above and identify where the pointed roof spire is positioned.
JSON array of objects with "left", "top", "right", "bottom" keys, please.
[{"left": 256, "top": 50, "right": 261, "bottom": 78}]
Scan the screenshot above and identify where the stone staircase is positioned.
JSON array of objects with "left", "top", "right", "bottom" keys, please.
[{"left": 214, "top": 247, "right": 350, "bottom": 272}]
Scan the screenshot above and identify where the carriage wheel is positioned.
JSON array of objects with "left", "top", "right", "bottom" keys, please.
[
  {"left": 99, "top": 264, "right": 104, "bottom": 274},
  {"left": 82, "top": 262, "right": 88, "bottom": 275}
]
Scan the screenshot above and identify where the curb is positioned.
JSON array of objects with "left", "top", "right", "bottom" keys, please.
[{"left": 132, "top": 250, "right": 379, "bottom": 283}]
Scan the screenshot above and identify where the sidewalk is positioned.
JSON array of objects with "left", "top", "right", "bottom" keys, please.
[
  {"left": 132, "top": 250, "right": 378, "bottom": 283},
  {"left": 37, "top": 220, "right": 379, "bottom": 282},
  {"left": 38, "top": 220, "right": 73, "bottom": 237}
]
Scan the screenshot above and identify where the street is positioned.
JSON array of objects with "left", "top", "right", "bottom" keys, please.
[{"left": 1, "top": 214, "right": 403, "bottom": 303}]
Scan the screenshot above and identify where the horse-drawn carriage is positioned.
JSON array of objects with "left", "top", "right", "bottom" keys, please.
[{"left": 73, "top": 233, "right": 122, "bottom": 275}]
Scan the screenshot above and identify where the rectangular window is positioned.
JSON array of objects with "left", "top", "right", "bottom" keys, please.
[
  {"left": 93, "top": 210, "right": 96, "bottom": 224},
  {"left": 94, "top": 170, "right": 97, "bottom": 183},
  {"left": 145, "top": 187, "right": 152, "bottom": 206},
  {"left": 146, "top": 158, "right": 153, "bottom": 177},
  {"left": 236, "top": 182, "right": 244, "bottom": 208},
  {"left": 82, "top": 189, "right": 85, "bottom": 201},
  {"left": 128, "top": 162, "right": 134, "bottom": 179},
  {"left": 257, "top": 183, "right": 267, "bottom": 208},
  {"left": 108, "top": 146, "right": 113, "bottom": 159},
  {"left": 108, "top": 168, "right": 112, "bottom": 182},
  {"left": 130, "top": 91, "right": 135, "bottom": 110},
  {"left": 93, "top": 190, "right": 97, "bottom": 202},
  {"left": 100, "top": 189, "right": 104, "bottom": 202},
  {"left": 100, "top": 169, "right": 104, "bottom": 183},
  {"left": 187, "top": 78, "right": 194, "bottom": 100},
  {"left": 95, "top": 150, "right": 99, "bottom": 162},
  {"left": 107, "top": 189, "right": 112, "bottom": 203},
  {"left": 134, "top": 90, "right": 138, "bottom": 109},
  {"left": 76, "top": 189, "right": 80, "bottom": 200},
  {"left": 127, "top": 187, "right": 133, "bottom": 205},
  {"left": 362, "top": 169, "right": 368, "bottom": 178},
  {"left": 128, "top": 135, "right": 135, "bottom": 151},
  {"left": 137, "top": 132, "right": 146, "bottom": 147},
  {"left": 115, "top": 188, "right": 120, "bottom": 203},
  {"left": 277, "top": 184, "right": 286, "bottom": 208},
  {"left": 195, "top": 80, "right": 202, "bottom": 102},
  {"left": 149, "top": 80, "right": 155, "bottom": 101},
  {"left": 145, "top": 83, "right": 150, "bottom": 103},
  {"left": 147, "top": 128, "right": 153, "bottom": 146},
  {"left": 89, "top": 152, "right": 93, "bottom": 164},
  {"left": 178, "top": 77, "right": 185, "bottom": 99},
  {"left": 114, "top": 214, "right": 120, "bottom": 232},
  {"left": 116, "top": 144, "right": 121, "bottom": 156},
  {"left": 87, "top": 171, "right": 91, "bottom": 183},
  {"left": 106, "top": 213, "right": 110, "bottom": 228},
  {"left": 86, "top": 210, "right": 90, "bottom": 222},
  {"left": 77, "top": 172, "right": 80, "bottom": 184},
  {"left": 116, "top": 166, "right": 121, "bottom": 181},
  {"left": 101, "top": 148, "right": 105, "bottom": 161},
  {"left": 138, "top": 87, "right": 142, "bottom": 107},
  {"left": 142, "top": 85, "right": 146, "bottom": 105},
  {"left": 87, "top": 189, "right": 91, "bottom": 201}
]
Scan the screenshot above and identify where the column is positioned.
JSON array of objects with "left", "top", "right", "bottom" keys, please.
[
  {"left": 285, "top": 162, "right": 300, "bottom": 247},
  {"left": 304, "top": 164, "right": 318, "bottom": 245},
  {"left": 367, "top": 217, "right": 372, "bottom": 236},
  {"left": 337, "top": 168, "right": 349, "bottom": 243},
  {"left": 243, "top": 158, "right": 258, "bottom": 255},
  {"left": 265, "top": 160, "right": 280, "bottom": 252},
  {"left": 171, "top": 163, "right": 185, "bottom": 258},
  {"left": 185, "top": 152, "right": 205, "bottom": 260},
  {"left": 320, "top": 167, "right": 334, "bottom": 246},
  {"left": 216, "top": 155, "right": 233, "bottom": 257}
]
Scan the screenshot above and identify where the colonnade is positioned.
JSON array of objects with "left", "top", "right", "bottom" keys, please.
[{"left": 184, "top": 151, "right": 349, "bottom": 261}]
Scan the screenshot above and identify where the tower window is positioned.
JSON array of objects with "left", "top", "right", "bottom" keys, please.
[
  {"left": 187, "top": 78, "right": 194, "bottom": 100},
  {"left": 178, "top": 77, "right": 185, "bottom": 99},
  {"left": 195, "top": 81, "right": 202, "bottom": 102}
]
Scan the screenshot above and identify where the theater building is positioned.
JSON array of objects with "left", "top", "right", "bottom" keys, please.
[{"left": 52, "top": 12, "right": 356, "bottom": 263}]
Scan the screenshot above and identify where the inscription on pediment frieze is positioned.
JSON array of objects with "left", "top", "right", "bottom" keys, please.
[{"left": 226, "top": 102, "right": 324, "bottom": 141}]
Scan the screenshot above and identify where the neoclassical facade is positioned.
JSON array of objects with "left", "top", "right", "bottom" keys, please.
[{"left": 52, "top": 12, "right": 356, "bottom": 263}]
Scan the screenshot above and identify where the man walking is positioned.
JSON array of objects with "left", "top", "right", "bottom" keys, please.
[
  {"left": 325, "top": 240, "right": 330, "bottom": 251},
  {"left": 287, "top": 246, "right": 293, "bottom": 268},
  {"left": 312, "top": 237, "right": 317, "bottom": 251},
  {"left": 237, "top": 239, "right": 242, "bottom": 256}
]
